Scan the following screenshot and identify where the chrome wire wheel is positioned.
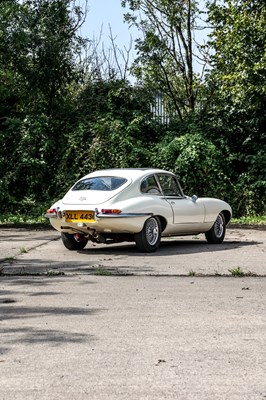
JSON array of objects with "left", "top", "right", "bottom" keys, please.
[
  {"left": 145, "top": 217, "right": 159, "bottom": 246},
  {"left": 134, "top": 216, "right": 161, "bottom": 252},
  {"left": 205, "top": 212, "right": 226, "bottom": 244},
  {"left": 213, "top": 214, "right": 225, "bottom": 238}
]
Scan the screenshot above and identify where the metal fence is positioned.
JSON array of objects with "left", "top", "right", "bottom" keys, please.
[{"left": 150, "top": 92, "right": 173, "bottom": 125}]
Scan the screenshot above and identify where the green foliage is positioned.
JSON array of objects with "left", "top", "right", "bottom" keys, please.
[
  {"left": 151, "top": 130, "right": 231, "bottom": 198},
  {"left": 0, "top": 0, "right": 86, "bottom": 212},
  {"left": 53, "top": 80, "right": 156, "bottom": 195},
  {"left": 0, "top": 0, "right": 85, "bottom": 112},
  {"left": 233, "top": 157, "right": 266, "bottom": 216},
  {"left": 228, "top": 267, "right": 245, "bottom": 277},
  {"left": 0, "top": 0, "right": 265, "bottom": 221},
  {"left": 203, "top": 0, "right": 266, "bottom": 216},
  {"left": 0, "top": 202, "right": 47, "bottom": 224},
  {"left": 231, "top": 215, "right": 266, "bottom": 225},
  {"left": 206, "top": 0, "right": 266, "bottom": 138}
]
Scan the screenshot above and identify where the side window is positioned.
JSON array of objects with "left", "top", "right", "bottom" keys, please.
[
  {"left": 140, "top": 175, "right": 161, "bottom": 195},
  {"left": 157, "top": 174, "right": 183, "bottom": 197}
]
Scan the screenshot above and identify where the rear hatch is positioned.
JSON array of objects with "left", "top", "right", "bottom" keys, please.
[
  {"left": 62, "top": 190, "right": 119, "bottom": 206},
  {"left": 62, "top": 175, "right": 131, "bottom": 206}
]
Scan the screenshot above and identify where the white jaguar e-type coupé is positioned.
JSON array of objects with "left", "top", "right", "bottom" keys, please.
[{"left": 46, "top": 168, "right": 232, "bottom": 252}]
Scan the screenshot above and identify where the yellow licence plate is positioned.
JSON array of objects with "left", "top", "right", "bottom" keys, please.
[{"left": 65, "top": 211, "right": 95, "bottom": 223}]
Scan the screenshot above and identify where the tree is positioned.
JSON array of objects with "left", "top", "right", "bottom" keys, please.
[
  {"left": 121, "top": 0, "right": 209, "bottom": 120},
  {"left": 0, "top": 0, "right": 87, "bottom": 114},
  {"left": 206, "top": 0, "right": 266, "bottom": 146},
  {"left": 82, "top": 25, "right": 134, "bottom": 81},
  {"left": 205, "top": 0, "right": 266, "bottom": 215},
  {"left": 54, "top": 79, "right": 157, "bottom": 193},
  {"left": 0, "top": 0, "right": 87, "bottom": 211}
]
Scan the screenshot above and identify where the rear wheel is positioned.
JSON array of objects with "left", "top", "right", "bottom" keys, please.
[
  {"left": 205, "top": 213, "right": 226, "bottom": 244},
  {"left": 61, "top": 232, "right": 88, "bottom": 250},
  {"left": 134, "top": 216, "right": 161, "bottom": 252}
]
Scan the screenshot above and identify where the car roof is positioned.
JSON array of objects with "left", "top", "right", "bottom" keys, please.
[{"left": 83, "top": 168, "right": 174, "bottom": 180}]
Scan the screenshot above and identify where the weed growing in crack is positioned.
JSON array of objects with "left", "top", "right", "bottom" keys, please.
[
  {"left": 20, "top": 247, "right": 28, "bottom": 254},
  {"left": 228, "top": 267, "right": 245, "bottom": 277},
  {"left": 95, "top": 267, "right": 113, "bottom": 276}
]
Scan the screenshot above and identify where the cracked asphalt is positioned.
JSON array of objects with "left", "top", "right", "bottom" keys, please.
[
  {"left": 0, "top": 225, "right": 266, "bottom": 399},
  {"left": 0, "top": 225, "right": 265, "bottom": 276}
]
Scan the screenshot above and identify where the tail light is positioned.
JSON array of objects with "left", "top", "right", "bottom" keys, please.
[
  {"left": 47, "top": 208, "right": 57, "bottom": 214},
  {"left": 101, "top": 209, "right": 121, "bottom": 214}
]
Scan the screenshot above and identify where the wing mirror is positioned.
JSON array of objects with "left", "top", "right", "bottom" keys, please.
[{"left": 191, "top": 194, "right": 198, "bottom": 203}]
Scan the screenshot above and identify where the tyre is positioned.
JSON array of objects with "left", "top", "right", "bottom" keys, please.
[
  {"left": 61, "top": 232, "right": 88, "bottom": 250},
  {"left": 205, "top": 213, "right": 226, "bottom": 244},
  {"left": 134, "top": 216, "right": 161, "bottom": 252}
]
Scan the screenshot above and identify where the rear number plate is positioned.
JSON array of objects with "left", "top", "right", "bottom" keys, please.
[{"left": 65, "top": 211, "right": 95, "bottom": 223}]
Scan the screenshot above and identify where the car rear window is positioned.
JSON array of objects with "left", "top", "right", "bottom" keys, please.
[{"left": 72, "top": 176, "right": 127, "bottom": 191}]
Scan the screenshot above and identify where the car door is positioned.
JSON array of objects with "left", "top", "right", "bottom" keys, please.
[{"left": 156, "top": 174, "right": 205, "bottom": 226}]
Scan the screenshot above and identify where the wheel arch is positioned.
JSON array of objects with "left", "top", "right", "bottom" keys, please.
[
  {"left": 157, "top": 215, "right": 167, "bottom": 232},
  {"left": 221, "top": 210, "right": 231, "bottom": 225}
]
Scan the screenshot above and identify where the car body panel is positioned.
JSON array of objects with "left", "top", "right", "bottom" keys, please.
[{"left": 165, "top": 197, "right": 205, "bottom": 224}]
